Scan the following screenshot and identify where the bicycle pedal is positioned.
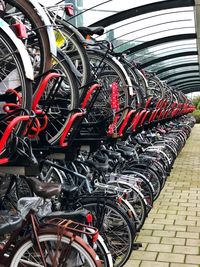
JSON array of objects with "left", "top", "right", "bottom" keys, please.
[{"left": 132, "top": 242, "right": 142, "bottom": 250}]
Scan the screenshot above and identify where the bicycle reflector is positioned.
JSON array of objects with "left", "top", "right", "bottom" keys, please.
[
  {"left": 117, "top": 196, "right": 122, "bottom": 204},
  {"left": 92, "top": 232, "right": 99, "bottom": 243},
  {"left": 11, "top": 23, "right": 27, "bottom": 39},
  {"left": 65, "top": 4, "right": 74, "bottom": 17},
  {"left": 86, "top": 213, "right": 93, "bottom": 223},
  {"left": 123, "top": 191, "right": 129, "bottom": 200}
]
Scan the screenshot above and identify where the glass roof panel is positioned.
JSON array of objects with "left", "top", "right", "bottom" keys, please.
[
  {"left": 158, "top": 66, "right": 199, "bottom": 79},
  {"left": 146, "top": 55, "right": 198, "bottom": 71},
  {"left": 87, "top": 6, "right": 195, "bottom": 52},
  {"left": 74, "top": 0, "right": 167, "bottom": 27},
  {"left": 170, "top": 77, "right": 200, "bottom": 86},
  {"left": 131, "top": 40, "right": 197, "bottom": 62},
  {"left": 167, "top": 73, "right": 200, "bottom": 83},
  {"left": 41, "top": 0, "right": 199, "bottom": 93}
]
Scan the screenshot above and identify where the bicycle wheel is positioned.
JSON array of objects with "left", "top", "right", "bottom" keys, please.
[
  {"left": 107, "top": 180, "right": 147, "bottom": 232},
  {"left": 86, "top": 51, "right": 131, "bottom": 122},
  {"left": 120, "top": 171, "right": 154, "bottom": 210},
  {"left": 3, "top": 0, "right": 52, "bottom": 88},
  {"left": 0, "top": 28, "right": 32, "bottom": 159},
  {"left": 38, "top": 49, "right": 79, "bottom": 145},
  {"left": 55, "top": 19, "right": 91, "bottom": 87},
  {"left": 0, "top": 175, "right": 33, "bottom": 210},
  {"left": 78, "top": 197, "right": 135, "bottom": 267},
  {"left": 9, "top": 230, "right": 101, "bottom": 266},
  {"left": 88, "top": 232, "right": 113, "bottom": 267}
]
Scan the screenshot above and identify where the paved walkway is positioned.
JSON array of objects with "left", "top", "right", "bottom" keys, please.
[{"left": 125, "top": 123, "right": 200, "bottom": 267}]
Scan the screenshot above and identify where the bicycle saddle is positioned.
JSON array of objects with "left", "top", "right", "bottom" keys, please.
[
  {"left": 115, "top": 148, "right": 134, "bottom": 159},
  {"left": 0, "top": 210, "right": 22, "bottom": 235},
  {"left": 26, "top": 177, "right": 61, "bottom": 198},
  {"left": 78, "top": 26, "right": 104, "bottom": 37},
  {"left": 101, "top": 149, "right": 121, "bottom": 160},
  {"left": 85, "top": 159, "right": 110, "bottom": 172}
]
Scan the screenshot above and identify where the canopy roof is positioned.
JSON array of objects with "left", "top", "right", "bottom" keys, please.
[{"left": 73, "top": 0, "right": 200, "bottom": 93}]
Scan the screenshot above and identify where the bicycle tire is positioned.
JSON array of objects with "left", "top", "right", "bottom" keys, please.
[
  {"left": 4, "top": 0, "right": 52, "bottom": 88},
  {"left": 9, "top": 230, "right": 101, "bottom": 266},
  {"left": 0, "top": 28, "right": 32, "bottom": 158},
  {"left": 107, "top": 180, "right": 147, "bottom": 232},
  {"left": 56, "top": 19, "right": 91, "bottom": 87},
  {"left": 78, "top": 197, "right": 135, "bottom": 267},
  {"left": 120, "top": 171, "right": 154, "bottom": 209},
  {"left": 84, "top": 49, "right": 131, "bottom": 126}
]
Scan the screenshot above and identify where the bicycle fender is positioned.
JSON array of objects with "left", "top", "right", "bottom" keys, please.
[
  {"left": 0, "top": 18, "right": 34, "bottom": 80},
  {"left": 27, "top": 0, "right": 57, "bottom": 56},
  {"left": 112, "top": 56, "right": 134, "bottom": 96},
  {"left": 59, "top": 49, "right": 82, "bottom": 78}
]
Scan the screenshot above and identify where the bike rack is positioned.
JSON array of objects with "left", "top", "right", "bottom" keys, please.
[{"left": 0, "top": 114, "right": 30, "bottom": 165}]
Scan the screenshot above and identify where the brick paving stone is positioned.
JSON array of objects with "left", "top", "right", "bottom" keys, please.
[
  {"left": 157, "top": 209, "right": 177, "bottom": 215},
  {"left": 170, "top": 198, "right": 187, "bottom": 203},
  {"left": 164, "top": 225, "right": 187, "bottom": 232},
  {"left": 139, "top": 229, "right": 153, "bottom": 236},
  {"left": 147, "top": 244, "right": 173, "bottom": 253},
  {"left": 173, "top": 245, "right": 199, "bottom": 255},
  {"left": 174, "top": 220, "right": 196, "bottom": 226},
  {"left": 153, "top": 230, "right": 176, "bottom": 237},
  {"left": 166, "top": 215, "right": 186, "bottom": 220},
  {"left": 186, "top": 239, "right": 200, "bottom": 246},
  {"left": 179, "top": 203, "right": 197, "bottom": 207},
  {"left": 140, "top": 261, "right": 169, "bottom": 267},
  {"left": 169, "top": 206, "right": 187, "bottom": 211},
  {"left": 177, "top": 211, "right": 196, "bottom": 216},
  {"left": 153, "top": 219, "right": 175, "bottom": 225},
  {"left": 187, "top": 226, "right": 200, "bottom": 232},
  {"left": 142, "top": 223, "right": 164, "bottom": 230},
  {"left": 157, "top": 253, "right": 185, "bottom": 263},
  {"left": 150, "top": 213, "right": 167, "bottom": 219},
  {"left": 176, "top": 231, "right": 199, "bottom": 239},
  {"left": 185, "top": 255, "right": 200, "bottom": 264},
  {"left": 130, "top": 251, "right": 157, "bottom": 261},
  {"left": 124, "top": 260, "right": 141, "bottom": 267},
  {"left": 161, "top": 237, "right": 186, "bottom": 246},
  {"left": 137, "top": 236, "right": 161, "bottom": 244},
  {"left": 170, "top": 264, "right": 199, "bottom": 267},
  {"left": 186, "top": 215, "right": 200, "bottom": 221}
]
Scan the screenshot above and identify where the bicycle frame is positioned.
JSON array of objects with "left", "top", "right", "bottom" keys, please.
[{"left": 0, "top": 209, "right": 47, "bottom": 265}]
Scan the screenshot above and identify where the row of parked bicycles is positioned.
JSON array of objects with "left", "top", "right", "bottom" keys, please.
[{"left": 0, "top": 0, "right": 196, "bottom": 266}]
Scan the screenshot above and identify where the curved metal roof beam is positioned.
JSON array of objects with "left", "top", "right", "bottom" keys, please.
[
  {"left": 167, "top": 75, "right": 200, "bottom": 83},
  {"left": 175, "top": 81, "right": 200, "bottom": 89},
  {"left": 101, "top": 10, "right": 193, "bottom": 39},
  {"left": 110, "top": 19, "right": 191, "bottom": 43},
  {"left": 114, "top": 27, "right": 195, "bottom": 50},
  {"left": 150, "top": 58, "right": 198, "bottom": 73},
  {"left": 134, "top": 44, "right": 197, "bottom": 61},
  {"left": 169, "top": 78, "right": 200, "bottom": 86},
  {"left": 89, "top": 0, "right": 194, "bottom": 28},
  {"left": 161, "top": 70, "right": 200, "bottom": 80},
  {"left": 156, "top": 62, "right": 199, "bottom": 74},
  {"left": 141, "top": 51, "right": 198, "bottom": 68},
  {"left": 125, "top": 34, "right": 196, "bottom": 55},
  {"left": 180, "top": 87, "right": 200, "bottom": 93}
]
